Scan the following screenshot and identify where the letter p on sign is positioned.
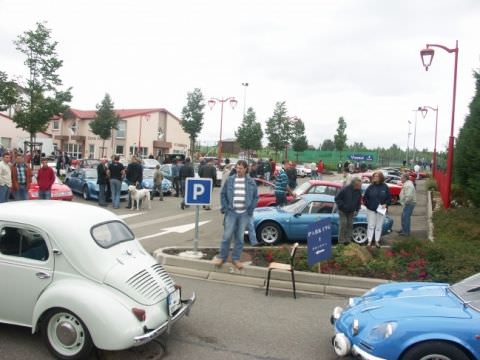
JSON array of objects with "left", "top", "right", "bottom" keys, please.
[
  {"left": 185, "top": 178, "right": 213, "bottom": 205},
  {"left": 193, "top": 184, "right": 205, "bottom": 200}
]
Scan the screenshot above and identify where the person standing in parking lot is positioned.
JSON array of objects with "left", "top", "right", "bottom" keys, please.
[
  {"left": 317, "top": 160, "right": 325, "bottom": 180},
  {"left": 37, "top": 158, "right": 55, "bottom": 200},
  {"left": 97, "top": 158, "right": 109, "bottom": 207},
  {"left": 107, "top": 155, "right": 125, "bottom": 209},
  {"left": 153, "top": 164, "right": 164, "bottom": 201},
  {"left": 399, "top": 173, "right": 416, "bottom": 236},
  {"left": 198, "top": 159, "right": 216, "bottom": 210},
  {"left": 0, "top": 153, "right": 12, "bottom": 203},
  {"left": 286, "top": 161, "right": 297, "bottom": 190},
  {"left": 172, "top": 160, "right": 181, "bottom": 197},
  {"left": 335, "top": 178, "right": 362, "bottom": 244},
  {"left": 11, "top": 154, "right": 32, "bottom": 201},
  {"left": 364, "top": 171, "right": 391, "bottom": 247},
  {"left": 126, "top": 156, "right": 143, "bottom": 209},
  {"left": 275, "top": 164, "right": 294, "bottom": 206},
  {"left": 263, "top": 159, "right": 271, "bottom": 182},
  {"left": 180, "top": 157, "right": 195, "bottom": 210}
]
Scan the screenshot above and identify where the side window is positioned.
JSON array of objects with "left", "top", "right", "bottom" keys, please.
[
  {"left": 310, "top": 202, "right": 334, "bottom": 214},
  {"left": 326, "top": 186, "right": 339, "bottom": 196},
  {"left": 0, "top": 227, "right": 49, "bottom": 261},
  {"left": 302, "top": 203, "right": 312, "bottom": 214},
  {"left": 311, "top": 186, "right": 327, "bottom": 194}
]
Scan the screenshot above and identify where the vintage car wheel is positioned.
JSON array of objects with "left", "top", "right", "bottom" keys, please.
[
  {"left": 352, "top": 225, "right": 368, "bottom": 245},
  {"left": 257, "top": 222, "right": 283, "bottom": 244},
  {"left": 42, "top": 309, "right": 94, "bottom": 360},
  {"left": 401, "top": 341, "right": 470, "bottom": 360},
  {"left": 82, "top": 186, "right": 90, "bottom": 200}
]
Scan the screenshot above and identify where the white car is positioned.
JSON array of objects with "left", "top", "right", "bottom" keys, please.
[
  {"left": 0, "top": 201, "right": 195, "bottom": 359},
  {"left": 142, "top": 158, "right": 161, "bottom": 169},
  {"left": 296, "top": 164, "right": 312, "bottom": 177}
]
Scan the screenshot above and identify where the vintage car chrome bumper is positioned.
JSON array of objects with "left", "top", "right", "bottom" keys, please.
[
  {"left": 133, "top": 292, "right": 196, "bottom": 345},
  {"left": 352, "top": 345, "right": 386, "bottom": 360}
]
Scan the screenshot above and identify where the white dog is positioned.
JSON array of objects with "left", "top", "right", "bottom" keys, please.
[{"left": 128, "top": 185, "right": 151, "bottom": 210}]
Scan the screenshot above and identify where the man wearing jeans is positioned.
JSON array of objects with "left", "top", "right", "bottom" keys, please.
[
  {"left": 37, "top": 158, "right": 55, "bottom": 199},
  {"left": 107, "top": 155, "right": 125, "bottom": 209},
  {"left": 0, "top": 153, "right": 12, "bottom": 203},
  {"left": 11, "top": 154, "right": 32, "bottom": 200},
  {"left": 334, "top": 178, "right": 362, "bottom": 244},
  {"left": 214, "top": 160, "right": 258, "bottom": 269},
  {"left": 399, "top": 173, "right": 416, "bottom": 236},
  {"left": 97, "top": 158, "right": 109, "bottom": 206}
]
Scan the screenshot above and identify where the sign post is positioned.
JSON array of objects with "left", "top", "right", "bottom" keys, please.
[
  {"left": 182, "top": 178, "right": 213, "bottom": 258},
  {"left": 307, "top": 218, "right": 333, "bottom": 267}
]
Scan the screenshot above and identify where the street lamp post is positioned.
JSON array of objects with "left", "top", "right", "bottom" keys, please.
[
  {"left": 406, "top": 120, "right": 412, "bottom": 166},
  {"left": 411, "top": 108, "right": 421, "bottom": 165},
  {"left": 420, "top": 41, "right": 459, "bottom": 208},
  {"left": 419, "top": 105, "right": 439, "bottom": 176},
  {"left": 241, "top": 83, "right": 249, "bottom": 117},
  {"left": 208, "top": 97, "right": 238, "bottom": 162}
]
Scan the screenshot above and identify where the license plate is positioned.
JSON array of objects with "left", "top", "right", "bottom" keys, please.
[{"left": 168, "top": 289, "right": 181, "bottom": 316}]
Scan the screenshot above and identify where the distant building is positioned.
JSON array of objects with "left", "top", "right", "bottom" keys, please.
[
  {"left": 0, "top": 113, "right": 53, "bottom": 153},
  {"left": 48, "top": 108, "right": 189, "bottom": 159},
  {"left": 220, "top": 138, "right": 242, "bottom": 155}
]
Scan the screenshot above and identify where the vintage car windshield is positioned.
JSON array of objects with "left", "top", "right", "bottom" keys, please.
[
  {"left": 84, "top": 169, "right": 97, "bottom": 179},
  {"left": 143, "top": 168, "right": 155, "bottom": 178},
  {"left": 281, "top": 198, "right": 307, "bottom": 214},
  {"left": 91, "top": 221, "right": 135, "bottom": 248},
  {"left": 293, "top": 182, "right": 311, "bottom": 196},
  {"left": 449, "top": 273, "right": 480, "bottom": 311}
]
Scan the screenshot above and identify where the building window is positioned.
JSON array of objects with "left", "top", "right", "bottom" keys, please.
[
  {"left": 116, "top": 120, "right": 126, "bottom": 139},
  {"left": 88, "top": 144, "right": 95, "bottom": 159},
  {"left": 64, "top": 143, "right": 83, "bottom": 159},
  {"left": 1, "top": 137, "right": 12, "bottom": 148},
  {"left": 129, "top": 146, "right": 148, "bottom": 158},
  {"left": 52, "top": 120, "right": 59, "bottom": 130},
  {"left": 115, "top": 145, "right": 124, "bottom": 155}
]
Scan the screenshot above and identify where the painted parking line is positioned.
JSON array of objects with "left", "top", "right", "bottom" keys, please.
[
  {"left": 136, "top": 221, "right": 211, "bottom": 241},
  {"left": 118, "top": 212, "right": 145, "bottom": 219}
]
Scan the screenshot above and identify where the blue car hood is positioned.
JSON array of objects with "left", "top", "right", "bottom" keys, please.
[{"left": 355, "top": 282, "right": 469, "bottom": 320}]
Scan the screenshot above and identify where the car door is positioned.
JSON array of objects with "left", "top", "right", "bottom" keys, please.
[
  {"left": 0, "top": 223, "right": 54, "bottom": 326},
  {"left": 68, "top": 170, "right": 80, "bottom": 193},
  {"left": 289, "top": 201, "right": 336, "bottom": 240}
]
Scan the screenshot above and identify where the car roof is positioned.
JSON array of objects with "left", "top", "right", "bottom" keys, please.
[
  {"left": 308, "top": 180, "right": 342, "bottom": 187},
  {"left": 300, "top": 194, "right": 335, "bottom": 202}
]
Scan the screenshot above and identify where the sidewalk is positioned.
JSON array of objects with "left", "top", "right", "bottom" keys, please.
[{"left": 386, "top": 179, "right": 428, "bottom": 242}]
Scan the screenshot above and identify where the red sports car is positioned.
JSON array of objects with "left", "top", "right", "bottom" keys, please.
[{"left": 29, "top": 176, "right": 73, "bottom": 201}]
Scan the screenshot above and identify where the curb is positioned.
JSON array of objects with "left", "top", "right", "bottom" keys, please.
[
  {"left": 427, "top": 190, "right": 434, "bottom": 242},
  {"left": 155, "top": 247, "right": 390, "bottom": 298}
]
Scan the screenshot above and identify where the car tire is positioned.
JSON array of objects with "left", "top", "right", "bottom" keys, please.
[
  {"left": 257, "top": 221, "right": 283, "bottom": 245},
  {"left": 401, "top": 341, "right": 470, "bottom": 360},
  {"left": 352, "top": 225, "right": 368, "bottom": 245},
  {"left": 41, "top": 309, "right": 94, "bottom": 360},
  {"left": 82, "top": 186, "right": 90, "bottom": 200}
]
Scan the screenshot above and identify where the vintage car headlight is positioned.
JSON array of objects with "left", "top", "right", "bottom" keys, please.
[
  {"left": 332, "top": 306, "right": 344, "bottom": 320},
  {"left": 368, "top": 322, "right": 397, "bottom": 341},
  {"left": 31, "top": 191, "right": 39, "bottom": 198},
  {"left": 352, "top": 319, "right": 359, "bottom": 336}
]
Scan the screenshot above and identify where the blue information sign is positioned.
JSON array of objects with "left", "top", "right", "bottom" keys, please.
[
  {"left": 348, "top": 154, "right": 374, "bottom": 162},
  {"left": 307, "top": 218, "right": 332, "bottom": 266},
  {"left": 184, "top": 178, "right": 213, "bottom": 206}
]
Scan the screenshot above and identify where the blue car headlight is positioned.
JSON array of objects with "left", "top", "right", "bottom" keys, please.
[{"left": 368, "top": 322, "right": 397, "bottom": 341}]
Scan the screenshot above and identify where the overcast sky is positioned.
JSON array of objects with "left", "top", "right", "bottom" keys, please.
[{"left": 1, "top": 0, "right": 479, "bottom": 151}]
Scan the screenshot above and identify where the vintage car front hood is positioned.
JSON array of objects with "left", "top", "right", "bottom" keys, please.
[
  {"left": 103, "top": 248, "right": 176, "bottom": 306},
  {"left": 352, "top": 282, "right": 469, "bottom": 320}
]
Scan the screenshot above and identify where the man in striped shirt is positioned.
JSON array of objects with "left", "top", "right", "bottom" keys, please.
[
  {"left": 275, "top": 162, "right": 294, "bottom": 206},
  {"left": 214, "top": 160, "right": 259, "bottom": 269}
]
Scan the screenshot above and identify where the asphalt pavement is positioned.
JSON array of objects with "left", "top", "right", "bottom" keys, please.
[{"left": 0, "top": 275, "right": 349, "bottom": 360}]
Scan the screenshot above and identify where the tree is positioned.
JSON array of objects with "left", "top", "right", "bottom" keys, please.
[
  {"left": 334, "top": 116, "right": 348, "bottom": 152},
  {"left": 265, "top": 101, "right": 291, "bottom": 159},
  {"left": 181, "top": 88, "right": 205, "bottom": 158},
  {"left": 320, "top": 139, "right": 335, "bottom": 151},
  {"left": 89, "top": 94, "right": 119, "bottom": 157},
  {"left": 235, "top": 107, "right": 263, "bottom": 160},
  {"left": 349, "top": 142, "right": 368, "bottom": 152},
  {"left": 455, "top": 70, "right": 480, "bottom": 206},
  {"left": 0, "top": 71, "right": 19, "bottom": 111},
  {"left": 291, "top": 118, "right": 308, "bottom": 161},
  {"left": 12, "top": 22, "right": 72, "bottom": 156}
]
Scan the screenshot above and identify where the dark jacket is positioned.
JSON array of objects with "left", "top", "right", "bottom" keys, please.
[
  {"left": 97, "top": 163, "right": 108, "bottom": 185},
  {"left": 364, "top": 183, "right": 391, "bottom": 212},
  {"left": 126, "top": 162, "right": 143, "bottom": 185},
  {"left": 179, "top": 163, "right": 194, "bottom": 180},
  {"left": 335, "top": 184, "right": 362, "bottom": 214},
  {"left": 199, "top": 164, "right": 217, "bottom": 182}
]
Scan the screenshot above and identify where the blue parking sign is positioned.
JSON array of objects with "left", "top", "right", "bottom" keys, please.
[
  {"left": 307, "top": 218, "right": 332, "bottom": 266},
  {"left": 184, "top": 178, "right": 213, "bottom": 205}
]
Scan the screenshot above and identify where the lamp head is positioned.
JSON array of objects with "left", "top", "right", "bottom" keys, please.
[
  {"left": 229, "top": 98, "right": 238, "bottom": 109},
  {"left": 420, "top": 47, "right": 435, "bottom": 71},
  {"left": 208, "top": 99, "right": 216, "bottom": 110}
]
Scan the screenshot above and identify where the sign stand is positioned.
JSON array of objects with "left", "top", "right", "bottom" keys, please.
[{"left": 178, "top": 177, "right": 213, "bottom": 260}]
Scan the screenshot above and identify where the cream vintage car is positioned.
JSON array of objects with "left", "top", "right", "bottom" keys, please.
[{"left": 0, "top": 201, "right": 195, "bottom": 359}]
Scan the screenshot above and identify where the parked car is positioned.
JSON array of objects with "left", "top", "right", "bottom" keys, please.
[
  {"left": 251, "top": 194, "right": 393, "bottom": 245},
  {"left": 331, "top": 273, "right": 480, "bottom": 360},
  {"left": 255, "top": 179, "right": 294, "bottom": 207},
  {"left": 293, "top": 180, "right": 342, "bottom": 198},
  {"left": 29, "top": 176, "right": 73, "bottom": 201},
  {"left": 160, "top": 163, "right": 174, "bottom": 180},
  {"left": 142, "top": 158, "right": 160, "bottom": 169},
  {"left": 0, "top": 201, "right": 195, "bottom": 359},
  {"left": 359, "top": 172, "right": 402, "bottom": 204},
  {"left": 142, "top": 168, "right": 173, "bottom": 197},
  {"left": 65, "top": 168, "right": 129, "bottom": 201},
  {"left": 296, "top": 164, "right": 311, "bottom": 178}
]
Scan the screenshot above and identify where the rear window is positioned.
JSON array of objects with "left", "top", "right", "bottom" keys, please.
[{"left": 91, "top": 221, "right": 134, "bottom": 248}]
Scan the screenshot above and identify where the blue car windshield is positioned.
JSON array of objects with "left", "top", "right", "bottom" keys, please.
[
  {"left": 281, "top": 198, "right": 307, "bottom": 214},
  {"left": 450, "top": 273, "right": 480, "bottom": 311},
  {"left": 84, "top": 169, "right": 97, "bottom": 179},
  {"left": 143, "top": 169, "right": 155, "bottom": 178}
]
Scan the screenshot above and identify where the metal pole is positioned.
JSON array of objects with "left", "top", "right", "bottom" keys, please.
[
  {"left": 193, "top": 205, "right": 200, "bottom": 254},
  {"left": 242, "top": 83, "right": 248, "bottom": 117},
  {"left": 412, "top": 110, "right": 418, "bottom": 164},
  {"left": 433, "top": 106, "right": 438, "bottom": 176},
  {"left": 406, "top": 121, "right": 411, "bottom": 167},
  {"left": 138, "top": 116, "right": 142, "bottom": 156},
  {"left": 445, "top": 41, "right": 459, "bottom": 209},
  {"left": 218, "top": 99, "right": 224, "bottom": 162}
]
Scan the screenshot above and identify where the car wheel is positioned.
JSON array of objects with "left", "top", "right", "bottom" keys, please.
[
  {"left": 352, "top": 225, "right": 368, "bottom": 245},
  {"left": 41, "top": 309, "right": 94, "bottom": 360},
  {"left": 401, "top": 341, "right": 470, "bottom": 360},
  {"left": 257, "top": 222, "right": 283, "bottom": 245},
  {"left": 82, "top": 186, "right": 90, "bottom": 200}
]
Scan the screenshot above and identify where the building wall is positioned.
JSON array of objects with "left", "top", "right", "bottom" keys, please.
[
  {"left": 0, "top": 113, "right": 52, "bottom": 153},
  {"left": 164, "top": 112, "right": 189, "bottom": 154}
]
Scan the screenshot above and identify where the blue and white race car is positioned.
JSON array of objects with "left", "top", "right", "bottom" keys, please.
[{"left": 142, "top": 168, "right": 173, "bottom": 197}]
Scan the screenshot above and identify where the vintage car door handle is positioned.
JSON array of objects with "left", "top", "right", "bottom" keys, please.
[{"left": 36, "top": 272, "right": 51, "bottom": 279}]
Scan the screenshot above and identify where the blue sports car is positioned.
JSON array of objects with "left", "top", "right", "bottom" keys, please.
[
  {"left": 65, "top": 168, "right": 129, "bottom": 201},
  {"left": 331, "top": 273, "right": 480, "bottom": 360},
  {"left": 252, "top": 194, "right": 393, "bottom": 245},
  {"left": 142, "top": 168, "right": 173, "bottom": 197}
]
